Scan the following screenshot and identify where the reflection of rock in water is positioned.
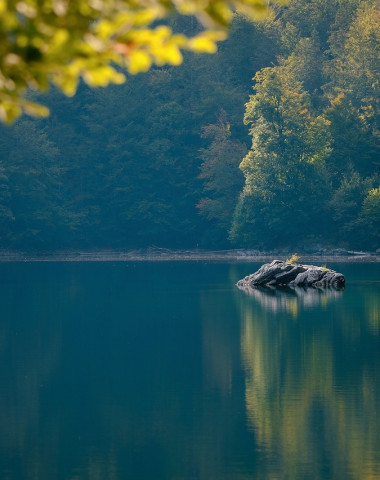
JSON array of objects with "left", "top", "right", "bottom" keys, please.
[{"left": 238, "top": 284, "right": 343, "bottom": 314}]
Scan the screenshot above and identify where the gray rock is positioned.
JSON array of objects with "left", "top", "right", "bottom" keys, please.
[
  {"left": 291, "top": 268, "right": 324, "bottom": 286},
  {"left": 272, "top": 265, "right": 305, "bottom": 285},
  {"left": 237, "top": 260, "right": 345, "bottom": 289},
  {"left": 238, "top": 260, "right": 286, "bottom": 286}
]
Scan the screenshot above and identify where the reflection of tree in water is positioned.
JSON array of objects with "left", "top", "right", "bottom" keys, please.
[
  {"left": 0, "top": 265, "right": 66, "bottom": 479},
  {"left": 238, "top": 284, "right": 344, "bottom": 317},
  {"left": 239, "top": 287, "right": 380, "bottom": 480},
  {"left": 1, "top": 263, "right": 379, "bottom": 480}
]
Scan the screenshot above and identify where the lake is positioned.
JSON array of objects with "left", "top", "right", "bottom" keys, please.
[{"left": 0, "top": 261, "right": 379, "bottom": 480}]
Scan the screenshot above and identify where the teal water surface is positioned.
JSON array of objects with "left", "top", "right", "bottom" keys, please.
[{"left": 0, "top": 261, "right": 379, "bottom": 480}]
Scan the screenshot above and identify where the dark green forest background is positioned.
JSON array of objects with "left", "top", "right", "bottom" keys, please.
[{"left": 0, "top": 0, "right": 379, "bottom": 251}]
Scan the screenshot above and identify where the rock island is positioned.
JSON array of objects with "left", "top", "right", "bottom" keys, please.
[{"left": 237, "top": 260, "right": 345, "bottom": 289}]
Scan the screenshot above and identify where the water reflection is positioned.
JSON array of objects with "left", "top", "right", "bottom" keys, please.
[
  {"left": 0, "top": 262, "right": 379, "bottom": 480},
  {"left": 0, "top": 263, "right": 250, "bottom": 480},
  {"left": 237, "top": 284, "right": 344, "bottom": 317},
  {"left": 239, "top": 282, "right": 380, "bottom": 480}
]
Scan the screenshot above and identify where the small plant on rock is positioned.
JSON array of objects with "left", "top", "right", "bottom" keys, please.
[{"left": 286, "top": 254, "right": 300, "bottom": 265}]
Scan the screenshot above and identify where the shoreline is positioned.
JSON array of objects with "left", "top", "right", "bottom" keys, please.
[{"left": 0, "top": 248, "right": 379, "bottom": 263}]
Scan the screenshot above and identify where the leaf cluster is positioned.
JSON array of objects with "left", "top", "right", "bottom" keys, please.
[{"left": 0, "top": 0, "right": 287, "bottom": 122}]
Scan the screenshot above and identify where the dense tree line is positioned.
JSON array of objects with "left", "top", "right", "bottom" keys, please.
[
  {"left": 231, "top": 0, "right": 380, "bottom": 250},
  {"left": 0, "top": 0, "right": 379, "bottom": 251}
]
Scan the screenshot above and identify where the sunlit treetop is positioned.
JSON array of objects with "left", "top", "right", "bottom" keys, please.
[{"left": 0, "top": 0, "right": 287, "bottom": 122}]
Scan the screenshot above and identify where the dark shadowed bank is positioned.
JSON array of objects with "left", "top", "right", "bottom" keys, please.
[{"left": 0, "top": 247, "right": 379, "bottom": 262}]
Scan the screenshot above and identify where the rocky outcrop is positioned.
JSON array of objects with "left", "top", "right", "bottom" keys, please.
[{"left": 237, "top": 260, "right": 345, "bottom": 289}]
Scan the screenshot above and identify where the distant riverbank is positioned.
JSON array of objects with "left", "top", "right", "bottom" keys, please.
[{"left": 0, "top": 247, "right": 379, "bottom": 262}]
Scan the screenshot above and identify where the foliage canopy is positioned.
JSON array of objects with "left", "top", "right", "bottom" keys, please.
[
  {"left": 0, "top": 0, "right": 286, "bottom": 122},
  {"left": 0, "top": 0, "right": 379, "bottom": 251}
]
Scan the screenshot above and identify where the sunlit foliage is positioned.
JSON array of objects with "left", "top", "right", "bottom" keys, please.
[
  {"left": 0, "top": 0, "right": 287, "bottom": 122},
  {"left": 230, "top": 0, "right": 380, "bottom": 250},
  {"left": 230, "top": 65, "right": 332, "bottom": 247},
  {"left": 0, "top": 0, "right": 378, "bottom": 251},
  {"left": 286, "top": 253, "right": 300, "bottom": 264}
]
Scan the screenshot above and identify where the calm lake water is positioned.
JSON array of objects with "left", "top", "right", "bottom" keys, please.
[{"left": 0, "top": 261, "right": 379, "bottom": 480}]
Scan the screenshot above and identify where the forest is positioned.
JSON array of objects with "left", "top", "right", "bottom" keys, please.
[{"left": 0, "top": 0, "right": 379, "bottom": 252}]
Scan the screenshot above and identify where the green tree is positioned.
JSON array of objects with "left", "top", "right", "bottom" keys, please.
[
  {"left": 325, "top": 93, "right": 379, "bottom": 178},
  {"left": 356, "top": 187, "right": 380, "bottom": 248},
  {"left": 279, "top": 0, "right": 339, "bottom": 48},
  {"left": 0, "top": 162, "right": 14, "bottom": 243},
  {"left": 329, "top": 170, "right": 376, "bottom": 234},
  {"left": 326, "top": 0, "right": 361, "bottom": 59},
  {"left": 327, "top": 2, "right": 380, "bottom": 131},
  {"left": 283, "top": 31, "right": 325, "bottom": 106},
  {"left": 0, "top": 119, "right": 71, "bottom": 248},
  {"left": 230, "top": 65, "right": 332, "bottom": 248},
  {"left": 197, "top": 111, "right": 246, "bottom": 245}
]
